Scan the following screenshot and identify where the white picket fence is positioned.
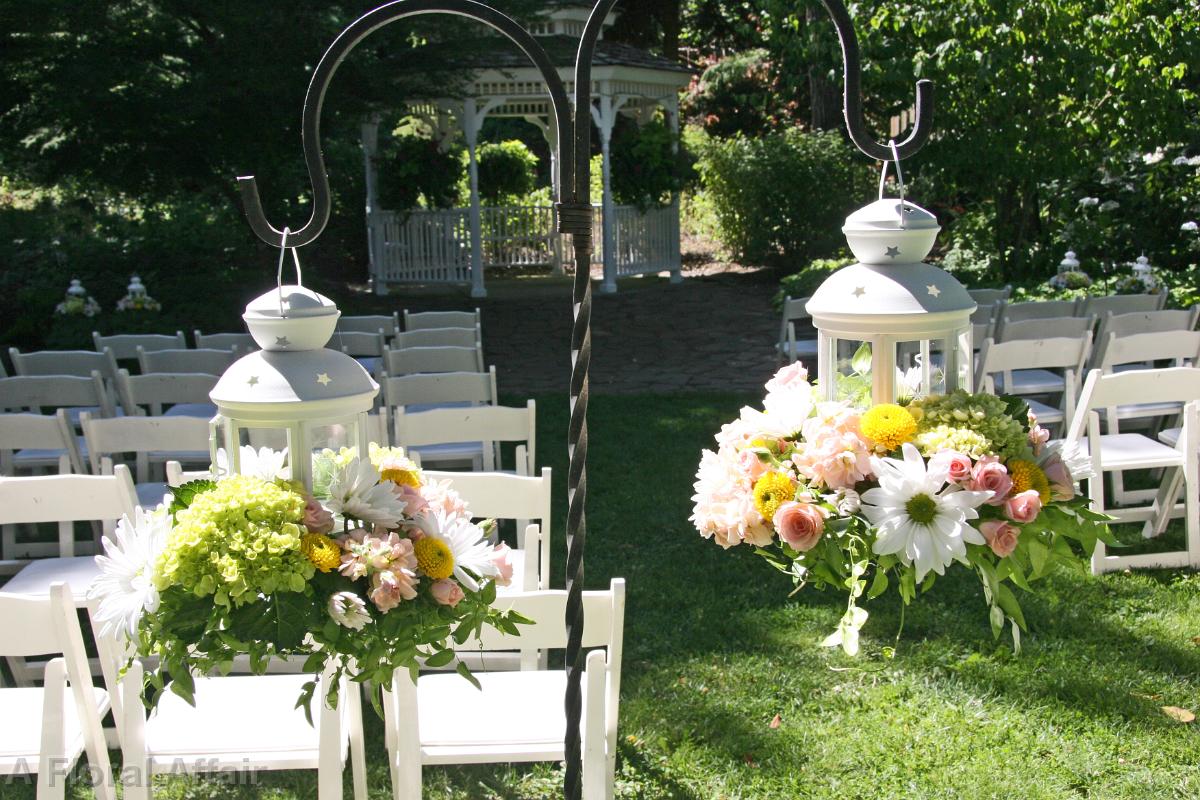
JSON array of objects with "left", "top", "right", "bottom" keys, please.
[{"left": 368, "top": 202, "right": 680, "bottom": 290}]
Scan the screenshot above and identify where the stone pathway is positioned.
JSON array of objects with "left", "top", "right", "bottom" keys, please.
[{"left": 374, "top": 268, "right": 782, "bottom": 396}]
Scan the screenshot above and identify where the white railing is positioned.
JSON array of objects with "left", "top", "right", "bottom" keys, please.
[{"left": 369, "top": 201, "right": 680, "bottom": 289}]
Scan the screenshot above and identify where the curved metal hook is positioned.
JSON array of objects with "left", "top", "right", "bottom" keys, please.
[
  {"left": 236, "top": 0, "right": 575, "bottom": 248},
  {"left": 818, "top": 0, "right": 934, "bottom": 161}
]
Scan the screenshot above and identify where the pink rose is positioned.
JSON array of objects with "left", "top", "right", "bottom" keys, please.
[
  {"left": 303, "top": 496, "right": 334, "bottom": 535},
  {"left": 979, "top": 519, "right": 1021, "bottom": 557},
  {"left": 1004, "top": 490, "right": 1042, "bottom": 524},
  {"left": 491, "top": 542, "right": 514, "bottom": 587},
  {"left": 368, "top": 568, "right": 418, "bottom": 612},
  {"left": 765, "top": 362, "right": 809, "bottom": 394},
  {"left": 773, "top": 501, "right": 826, "bottom": 552},
  {"left": 736, "top": 448, "right": 769, "bottom": 481},
  {"left": 970, "top": 456, "right": 1013, "bottom": 505},
  {"left": 1041, "top": 455, "right": 1075, "bottom": 502},
  {"left": 429, "top": 579, "right": 465, "bottom": 607},
  {"left": 931, "top": 451, "right": 973, "bottom": 485},
  {"left": 394, "top": 484, "right": 429, "bottom": 516}
]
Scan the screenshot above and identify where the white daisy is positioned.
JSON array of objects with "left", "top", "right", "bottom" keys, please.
[
  {"left": 861, "top": 443, "right": 993, "bottom": 582},
  {"left": 328, "top": 591, "right": 371, "bottom": 630},
  {"left": 88, "top": 505, "right": 171, "bottom": 640},
  {"left": 413, "top": 509, "right": 499, "bottom": 592},
  {"left": 325, "top": 456, "right": 407, "bottom": 527},
  {"left": 215, "top": 445, "right": 290, "bottom": 481},
  {"left": 1040, "top": 439, "right": 1095, "bottom": 482}
]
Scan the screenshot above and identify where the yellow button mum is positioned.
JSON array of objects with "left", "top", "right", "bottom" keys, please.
[
  {"left": 380, "top": 467, "right": 422, "bottom": 488},
  {"left": 414, "top": 536, "right": 455, "bottom": 580},
  {"left": 753, "top": 472, "right": 795, "bottom": 522},
  {"left": 861, "top": 404, "right": 918, "bottom": 450},
  {"left": 1008, "top": 459, "right": 1051, "bottom": 504},
  {"left": 301, "top": 533, "right": 341, "bottom": 573}
]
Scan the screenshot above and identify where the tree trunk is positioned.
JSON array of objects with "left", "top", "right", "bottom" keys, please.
[{"left": 806, "top": 5, "right": 841, "bottom": 130}]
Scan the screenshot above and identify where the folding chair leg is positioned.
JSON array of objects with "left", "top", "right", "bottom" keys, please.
[
  {"left": 1142, "top": 468, "right": 1183, "bottom": 539},
  {"left": 346, "top": 679, "right": 368, "bottom": 800},
  {"left": 384, "top": 674, "right": 422, "bottom": 800},
  {"left": 1186, "top": 440, "right": 1200, "bottom": 569}
]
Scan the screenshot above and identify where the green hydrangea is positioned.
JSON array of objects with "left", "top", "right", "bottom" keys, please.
[
  {"left": 155, "top": 475, "right": 313, "bottom": 606},
  {"left": 914, "top": 425, "right": 992, "bottom": 459},
  {"left": 910, "top": 390, "right": 1028, "bottom": 460}
]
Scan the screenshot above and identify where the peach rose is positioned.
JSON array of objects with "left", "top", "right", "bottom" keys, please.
[
  {"left": 979, "top": 519, "right": 1021, "bottom": 557},
  {"left": 736, "top": 448, "right": 769, "bottom": 481},
  {"left": 931, "top": 451, "right": 973, "bottom": 485},
  {"left": 765, "top": 362, "right": 809, "bottom": 394},
  {"left": 970, "top": 456, "right": 1013, "bottom": 505},
  {"left": 430, "top": 579, "right": 465, "bottom": 607},
  {"left": 1004, "top": 489, "right": 1042, "bottom": 524},
  {"left": 303, "top": 496, "right": 335, "bottom": 535},
  {"left": 1041, "top": 455, "right": 1075, "bottom": 502},
  {"left": 773, "top": 501, "right": 826, "bottom": 552},
  {"left": 491, "top": 542, "right": 514, "bottom": 587}
]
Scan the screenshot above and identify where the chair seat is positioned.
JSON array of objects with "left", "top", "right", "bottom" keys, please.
[
  {"left": 418, "top": 670, "right": 567, "bottom": 761},
  {"left": 406, "top": 401, "right": 473, "bottom": 414},
  {"left": 163, "top": 403, "right": 218, "bottom": 419},
  {"left": 1078, "top": 433, "right": 1183, "bottom": 470},
  {"left": 994, "top": 369, "right": 1065, "bottom": 395},
  {"left": 1026, "top": 398, "right": 1063, "bottom": 424},
  {"left": 775, "top": 339, "right": 819, "bottom": 359},
  {"left": 410, "top": 442, "right": 484, "bottom": 466},
  {"left": 136, "top": 481, "right": 171, "bottom": 508},
  {"left": 1159, "top": 428, "right": 1181, "bottom": 448},
  {"left": 144, "top": 674, "right": 327, "bottom": 769},
  {"left": 2, "top": 556, "right": 100, "bottom": 604},
  {"left": 0, "top": 685, "right": 110, "bottom": 769},
  {"left": 15, "top": 436, "right": 89, "bottom": 466}
]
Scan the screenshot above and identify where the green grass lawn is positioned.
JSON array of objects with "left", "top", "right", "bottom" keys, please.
[{"left": 7, "top": 392, "right": 1200, "bottom": 799}]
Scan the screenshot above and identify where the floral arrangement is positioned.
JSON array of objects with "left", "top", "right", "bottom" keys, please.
[
  {"left": 55, "top": 279, "right": 102, "bottom": 317},
  {"left": 1048, "top": 270, "right": 1092, "bottom": 290},
  {"left": 116, "top": 276, "right": 162, "bottom": 312},
  {"left": 691, "top": 364, "right": 1112, "bottom": 654},
  {"left": 91, "top": 443, "right": 524, "bottom": 714}
]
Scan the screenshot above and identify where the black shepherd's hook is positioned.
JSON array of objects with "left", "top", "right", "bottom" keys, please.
[{"left": 818, "top": 0, "right": 934, "bottom": 161}]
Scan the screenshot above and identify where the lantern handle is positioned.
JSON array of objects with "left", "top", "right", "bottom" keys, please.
[
  {"left": 818, "top": 0, "right": 934, "bottom": 162},
  {"left": 274, "top": 228, "right": 304, "bottom": 317},
  {"left": 877, "top": 140, "right": 907, "bottom": 228}
]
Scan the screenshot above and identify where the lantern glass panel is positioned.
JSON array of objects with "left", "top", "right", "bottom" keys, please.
[
  {"left": 955, "top": 327, "right": 973, "bottom": 391},
  {"left": 832, "top": 337, "right": 873, "bottom": 406},
  {"left": 894, "top": 338, "right": 947, "bottom": 402}
]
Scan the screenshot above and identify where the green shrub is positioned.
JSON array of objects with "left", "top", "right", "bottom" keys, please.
[
  {"left": 693, "top": 128, "right": 873, "bottom": 267},
  {"left": 610, "top": 116, "right": 691, "bottom": 211},
  {"left": 375, "top": 134, "right": 464, "bottom": 211},
  {"left": 475, "top": 140, "right": 538, "bottom": 204},
  {"left": 682, "top": 49, "right": 787, "bottom": 138}
]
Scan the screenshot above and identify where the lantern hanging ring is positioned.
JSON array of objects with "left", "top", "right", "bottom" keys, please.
[
  {"left": 273, "top": 227, "right": 306, "bottom": 318},
  {"left": 818, "top": 0, "right": 934, "bottom": 162},
  {"left": 876, "top": 139, "right": 908, "bottom": 225}
]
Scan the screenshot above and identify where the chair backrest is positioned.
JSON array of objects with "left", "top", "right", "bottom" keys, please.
[
  {"left": 967, "top": 286, "right": 1012, "bottom": 307},
  {"left": 777, "top": 295, "right": 811, "bottom": 350},
  {"left": 976, "top": 334, "right": 1092, "bottom": 422},
  {"left": 0, "top": 373, "right": 114, "bottom": 417},
  {"left": 166, "top": 459, "right": 212, "bottom": 487},
  {"left": 383, "top": 346, "right": 484, "bottom": 376},
  {"left": 0, "top": 409, "right": 86, "bottom": 474},
  {"left": 93, "top": 331, "right": 186, "bottom": 361},
  {"left": 1090, "top": 307, "right": 1200, "bottom": 370},
  {"left": 972, "top": 320, "right": 994, "bottom": 347},
  {"left": 337, "top": 313, "right": 400, "bottom": 338},
  {"left": 0, "top": 465, "right": 137, "bottom": 554},
  {"left": 1079, "top": 293, "right": 1167, "bottom": 317},
  {"left": 391, "top": 325, "right": 482, "bottom": 350},
  {"left": 364, "top": 409, "right": 391, "bottom": 447},
  {"left": 1098, "top": 330, "right": 1200, "bottom": 372},
  {"left": 115, "top": 369, "right": 218, "bottom": 416},
  {"left": 995, "top": 300, "right": 1080, "bottom": 339},
  {"left": 138, "top": 347, "right": 237, "bottom": 375},
  {"left": 192, "top": 330, "right": 258, "bottom": 351},
  {"left": 9, "top": 348, "right": 118, "bottom": 382},
  {"left": 969, "top": 300, "right": 1002, "bottom": 326},
  {"left": 81, "top": 413, "right": 212, "bottom": 479},
  {"left": 997, "top": 315, "right": 1094, "bottom": 342},
  {"left": 395, "top": 402, "right": 535, "bottom": 472},
  {"left": 403, "top": 308, "right": 481, "bottom": 331},
  {"left": 332, "top": 330, "right": 385, "bottom": 357},
  {"left": 1067, "top": 366, "right": 1200, "bottom": 445},
  {"left": 382, "top": 368, "right": 498, "bottom": 410}
]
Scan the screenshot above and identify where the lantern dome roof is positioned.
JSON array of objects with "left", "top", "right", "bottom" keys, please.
[
  {"left": 210, "top": 348, "right": 377, "bottom": 421},
  {"left": 806, "top": 261, "right": 975, "bottom": 337}
]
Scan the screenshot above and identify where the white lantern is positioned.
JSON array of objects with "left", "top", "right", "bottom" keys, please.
[
  {"left": 1057, "top": 250, "right": 1080, "bottom": 274},
  {"left": 128, "top": 275, "right": 147, "bottom": 298},
  {"left": 806, "top": 197, "right": 975, "bottom": 407},
  {"left": 209, "top": 282, "right": 378, "bottom": 490}
]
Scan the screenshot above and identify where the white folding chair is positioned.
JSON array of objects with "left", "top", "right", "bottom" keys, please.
[
  {"left": 0, "top": 466, "right": 137, "bottom": 601},
  {"left": 115, "top": 369, "right": 218, "bottom": 418},
  {"left": 1078, "top": 293, "right": 1167, "bottom": 318},
  {"left": 976, "top": 334, "right": 1091, "bottom": 429},
  {"left": 80, "top": 413, "right": 211, "bottom": 509},
  {"left": 9, "top": 348, "right": 119, "bottom": 385},
  {"left": 382, "top": 369, "right": 498, "bottom": 413},
  {"left": 332, "top": 330, "right": 386, "bottom": 377},
  {"left": 988, "top": 316, "right": 1095, "bottom": 395},
  {"left": 383, "top": 345, "right": 484, "bottom": 376},
  {"left": 776, "top": 295, "right": 817, "bottom": 367},
  {"left": 383, "top": 579, "right": 625, "bottom": 800},
  {"left": 403, "top": 308, "right": 481, "bottom": 332},
  {"left": 93, "top": 332, "right": 185, "bottom": 361},
  {"left": 338, "top": 313, "right": 400, "bottom": 339},
  {"left": 967, "top": 286, "right": 1012, "bottom": 307},
  {"left": 138, "top": 347, "right": 238, "bottom": 375},
  {"left": 1090, "top": 308, "right": 1200, "bottom": 372},
  {"left": 1063, "top": 367, "right": 1200, "bottom": 573},
  {"left": 0, "top": 583, "right": 115, "bottom": 800},
  {"left": 111, "top": 655, "right": 365, "bottom": 800},
  {"left": 993, "top": 299, "right": 1080, "bottom": 340},
  {"left": 421, "top": 468, "right": 551, "bottom": 593},
  {"left": 391, "top": 325, "right": 482, "bottom": 351},
  {"left": 394, "top": 401, "right": 535, "bottom": 473},
  {"left": 0, "top": 409, "right": 86, "bottom": 476},
  {"left": 192, "top": 330, "right": 257, "bottom": 351}
]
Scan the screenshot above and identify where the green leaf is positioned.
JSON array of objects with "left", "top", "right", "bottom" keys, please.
[
  {"left": 851, "top": 341, "right": 873, "bottom": 375},
  {"left": 1027, "top": 538, "right": 1049, "bottom": 577},
  {"left": 993, "top": 583, "right": 1027, "bottom": 631},
  {"left": 424, "top": 649, "right": 456, "bottom": 668},
  {"left": 456, "top": 660, "right": 482, "bottom": 690},
  {"left": 867, "top": 569, "right": 889, "bottom": 599},
  {"left": 295, "top": 680, "right": 317, "bottom": 727},
  {"left": 168, "top": 479, "right": 216, "bottom": 516}
]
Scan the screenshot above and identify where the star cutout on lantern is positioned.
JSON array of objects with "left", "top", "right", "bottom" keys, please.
[
  {"left": 316, "top": 373, "right": 332, "bottom": 386},
  {"left": 885, "top": 246, "right": 901, "bottom": 259},
  {"left": 276, "top": 336, "right": 290, "bottom": 347},
  {"left": 852, "top": 286, "right": 866, "bottom": 298},
  {"left": 247, "top": 375, "right": 259, "bottom": 387},
  {"left": 926, "top": 284, "right": 941, "bottom": 298}
]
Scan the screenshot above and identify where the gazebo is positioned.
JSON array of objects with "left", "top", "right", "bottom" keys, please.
[{"left": 360, "top": 1, "right": 693, "bottom": 297}]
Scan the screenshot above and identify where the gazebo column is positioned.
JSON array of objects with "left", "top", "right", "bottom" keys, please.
[
  {"left": 525, "top": 114, "right": 564, "bottom": 275},
  {"left": 460, "top": 97, "right": 503, "bottom": 299},
  {"left": 360, "top": 116, "right": 384, "bottom": 295},
  {"left": 591, "top": 94, "right": 629, "bottom": 294}
]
